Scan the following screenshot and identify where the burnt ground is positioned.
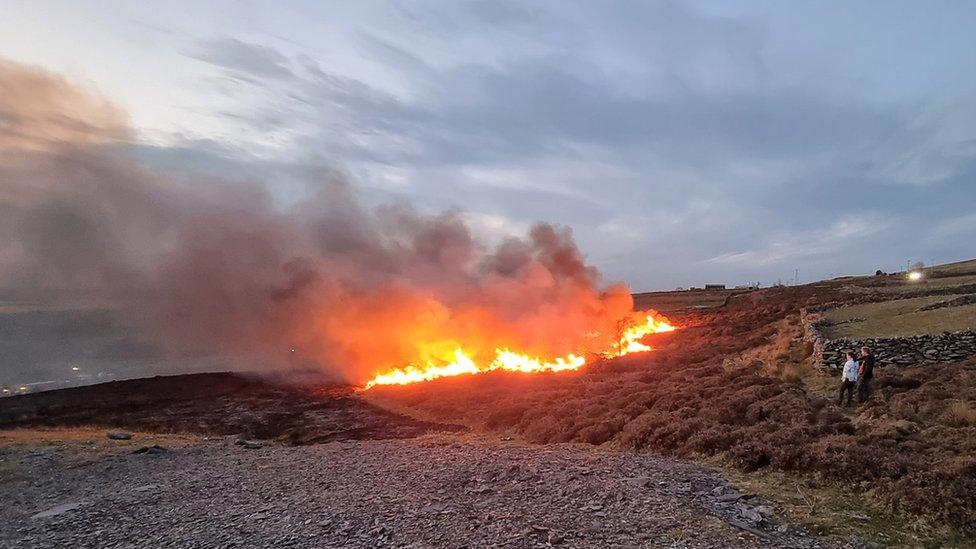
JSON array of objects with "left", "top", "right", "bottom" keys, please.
[
  {"left": 0, "top": 431, "right": 840, "bottom": 548},
  {"left": 0, "top": 372, "right": 461, "bottom": 444}
]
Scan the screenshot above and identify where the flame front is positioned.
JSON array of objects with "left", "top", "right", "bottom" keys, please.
[
  {"left": 604, "top": 314, "right": 677, "bottom": 358},
  {"left": 364, "top": 312, "right": 675, "bottom": 389},
  {"left": 363, "top": 348, "right": 481, "bottom": 388}
]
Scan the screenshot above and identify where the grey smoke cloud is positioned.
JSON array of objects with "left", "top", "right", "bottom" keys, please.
[{"left": 0, "top": 59, "right": 634, "bottom": 385}]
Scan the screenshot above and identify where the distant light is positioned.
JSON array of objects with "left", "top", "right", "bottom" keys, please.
[
  {"left": 71, "top": 366, "right": 80, "bottom": 371},
  {"left": 18, "top": 386, "right": 27, "bottom": 391},
  {"left": 2, "top": 388, "right": 9, "bottom": 393},
  {"left": 290, "top": 348, "right": 296, "bottom": 352},
  {"left": 907, "top": 271, "right": 923, "bottom": 281}
]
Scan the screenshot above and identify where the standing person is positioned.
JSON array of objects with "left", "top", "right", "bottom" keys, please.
[
  {"left": 857, "top": 346, "right": 876, "bottom": 403},
  {"left": 838, "top": 351, "right": 858, "bottom": 407}
]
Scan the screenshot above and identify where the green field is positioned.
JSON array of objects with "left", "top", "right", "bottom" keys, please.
[
  {"left": 819, "top": 258, "right": 976, "bottom": 338},
  {"left": 824, "top": 295, "right": 976, "bottom": 338}
]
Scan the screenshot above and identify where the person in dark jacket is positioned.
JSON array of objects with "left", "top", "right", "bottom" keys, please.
[{"left": 857, "top": 346, "right": 875, "bottom": 403}]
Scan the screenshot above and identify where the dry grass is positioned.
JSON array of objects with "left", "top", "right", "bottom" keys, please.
[
  {"left": 724, "top": 316, "right": 811, "bottom": 382},
  {"left": 718, "top": 466, "right": 969, "bottom": 547},
  {"left": 0, "top": 427, "right": 202, "bottom": 478},
  {"left": 632, "top": 289, "right": 743, "bottom": 312},
  {"left": 877, "top": 274, "right": 976, "bottom": 295},
  {"left": 823, "top": 296, "right": 976, "bottom": 338},
  {"left": 839, "top": 258, "right": 976, "bottom": 297},
  {"left": 930, "top": 259, "right": 976, "bottom": 276},
  {"left": 947, "top": 401, "right": 976, "bottom": 427},
  {"left": 0, "top": 426, "right": 200, "bottom": 447}
]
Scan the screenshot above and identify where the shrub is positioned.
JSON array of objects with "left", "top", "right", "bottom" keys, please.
[{"left": 947, "top": 401, "right": 976, "bottom": 427}]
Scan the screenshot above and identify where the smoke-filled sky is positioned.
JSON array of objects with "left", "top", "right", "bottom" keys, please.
[
  {"left": 2, "top": 0, "right": 975, "bottom": 289},
  {"left": 0, "top": 54, "right": 639, "bottom": 385}
]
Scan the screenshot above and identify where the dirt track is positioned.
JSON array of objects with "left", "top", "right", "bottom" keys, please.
[{"left": 0, "top": 432, "right": 840, "bottom": 548}]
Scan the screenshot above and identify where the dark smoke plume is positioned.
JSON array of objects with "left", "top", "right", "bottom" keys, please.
[{"left": 0, "top": 59, "right": 636, "bottom": 384}]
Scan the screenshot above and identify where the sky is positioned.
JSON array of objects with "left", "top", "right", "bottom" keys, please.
[{"left": 2, "top": 0, "right": 974, "bottom": 291}]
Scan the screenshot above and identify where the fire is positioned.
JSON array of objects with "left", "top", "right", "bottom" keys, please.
[
  {"left": 492, "top": 349, "right": 586, "bottom": 373},
  {"left": 364, "top": 312, "right": 675, "bottom": 389},
  {"left": 364, "top": 348, "right": 481, "bottom": 388},
  {"left": 604, "top": 314, "right": 677, "bottom": 358}
]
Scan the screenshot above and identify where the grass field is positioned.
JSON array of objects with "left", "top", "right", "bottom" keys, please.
[
  {"left": 824, "top": 295, "right": 976, "bottom": 338},
  {"left": 930, "top": 258, "right": 976, "bottom": 276},
  {"left": 632, "top": 289, "right": 746, "bottom": 312},
  {"left": 876, "top": 273, "right": 976, "bottom": 295},
  {"left": 819, "top": 257, "right": 976, "bottom": 338}
]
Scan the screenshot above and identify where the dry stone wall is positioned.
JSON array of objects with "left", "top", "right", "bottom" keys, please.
[
  {"left": 820, "top": 331, "right": 976, "bottom": 370},
  {"left": 800, "top": 308, "right": 976, "bottom": 371},
  {"left": 799, "top": 308, "right": 828, "bottom": 370}
]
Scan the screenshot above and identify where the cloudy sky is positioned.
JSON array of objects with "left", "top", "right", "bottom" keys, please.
[{"left": 2, "top": 0, "right": 974, "bottom": 290}]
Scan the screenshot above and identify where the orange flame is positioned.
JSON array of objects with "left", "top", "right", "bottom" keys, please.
[
  {"left": 364, "top": 312, "right": 675, "bottom": 389},
  {"left": 604, "top": 314, "right": 677, "bottom": 358}
]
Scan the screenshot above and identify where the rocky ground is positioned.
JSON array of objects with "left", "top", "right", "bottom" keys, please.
[{"left": 0, "top": 431, "right": 843, "bottom": 548}]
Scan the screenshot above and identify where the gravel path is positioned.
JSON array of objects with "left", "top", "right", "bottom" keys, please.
[{"left": 0, "top": 434, "right": 841, "bottom": 548}]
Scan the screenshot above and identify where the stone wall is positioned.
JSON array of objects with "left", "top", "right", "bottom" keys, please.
[
  {"left": 799, "top": 308, "right": 828, "bottom": 370},
  {"left": 800, "top": 308, "right": 976, "bottom": 371},
  {"left": 820, "top": 331, "right": 976, "bottom": 371}
]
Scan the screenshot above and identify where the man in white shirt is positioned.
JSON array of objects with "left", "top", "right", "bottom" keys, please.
[{"left": 838, "top": 350, "right": 858, "bottom": 407}]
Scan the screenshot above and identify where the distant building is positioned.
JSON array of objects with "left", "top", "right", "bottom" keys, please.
[
  {"left": 734, "top": 284, "right": 759, "bottom": 290},
  {"left": 704, "top": 284, "right": 726, "bottom": 290}
]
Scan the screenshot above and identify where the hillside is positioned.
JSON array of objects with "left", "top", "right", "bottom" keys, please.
[
  {"left": 371, "top": 267, "right": 976, "bottom": 541},
  {"left": 3, "top": 263, "right": 975, "bottom": 546}
]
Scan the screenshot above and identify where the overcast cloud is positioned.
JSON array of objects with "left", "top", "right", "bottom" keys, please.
[{"left": 2, "top": 0, "right": 974, "bottom": 289}]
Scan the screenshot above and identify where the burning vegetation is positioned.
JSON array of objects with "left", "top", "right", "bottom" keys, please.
[{"left": 363, "top": 313, "right": 675, "bottom": 389}]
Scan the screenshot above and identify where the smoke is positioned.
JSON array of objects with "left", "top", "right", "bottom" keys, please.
[{"left": 1, "top": 59, "right": 636, "bottom": 384}]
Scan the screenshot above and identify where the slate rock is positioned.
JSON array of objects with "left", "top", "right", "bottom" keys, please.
[
  {"left": 132, "top": 445, "right": 170, "bottom": 455},
  {"left": 31, "top": 502, "right": 89, "bottom": 519}
]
